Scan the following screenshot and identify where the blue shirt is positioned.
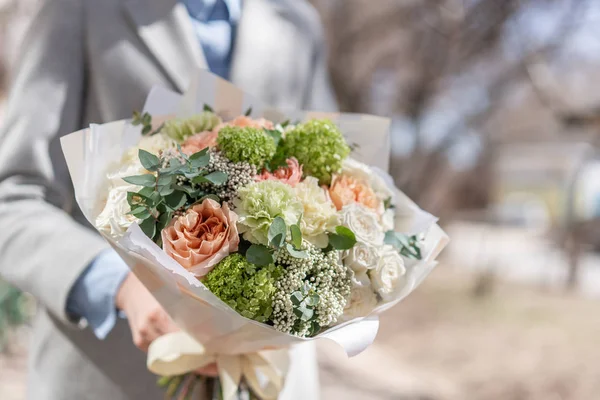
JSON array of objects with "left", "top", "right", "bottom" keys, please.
[{"left": 66, "top": 0, "right": 240, "bottom": 339}]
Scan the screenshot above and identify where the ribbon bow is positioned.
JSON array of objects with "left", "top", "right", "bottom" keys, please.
[{"left": 148, "top": 332, "right": 290, "bottom": 400}]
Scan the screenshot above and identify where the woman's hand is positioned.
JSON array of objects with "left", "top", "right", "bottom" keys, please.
[{"left": 115, "top": 273, "right": 218, "bottom": 376}]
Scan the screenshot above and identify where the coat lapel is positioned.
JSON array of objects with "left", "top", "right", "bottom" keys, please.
[{"left": 123, "top": 0, "right": 207, "bottom": 92}]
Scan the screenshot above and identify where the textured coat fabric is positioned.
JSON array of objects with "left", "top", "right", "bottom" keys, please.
[{"left": 0, "top": 0, "right": 336, "bottom": 398}]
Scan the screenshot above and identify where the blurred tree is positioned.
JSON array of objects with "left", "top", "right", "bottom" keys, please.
[{"left": 311, "top": 0, "right": 594, "bottom": 219}]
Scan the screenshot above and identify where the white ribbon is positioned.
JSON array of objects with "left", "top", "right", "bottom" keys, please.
[{"left": 148, "top": 332, "right": 290, "bottom": 400}]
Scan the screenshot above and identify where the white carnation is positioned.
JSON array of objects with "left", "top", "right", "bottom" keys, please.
[
  {"left": 339, "top": 203, "right": 384, "bottom": 247},
  {"left": 344, "top": 242, "right": 379, "bottom": 274},
  {"left": 95, "top": 185, "right": 140, "bottom": 239},
  {"left": 370, "top": 245, "right": 407, "bottom": 302},
  {"left": 295, "top": 177, "right": 339, "bottom": 248}
]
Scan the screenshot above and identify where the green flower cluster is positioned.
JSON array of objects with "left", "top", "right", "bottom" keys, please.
[
  {"left": 216, "top": 126, "right": 276, "bottom": 168},
  {"left": 204, "top": 254, "right": 283, "bottom": 323},
  {"left": 233, "top": 180, "right": 303, "bottom": 246},
  {"left": 277, "top": 119, "right": 350, "bottom": 185},
  {"left": 163, "top": 111, "right": 222, "bottom": 142}
]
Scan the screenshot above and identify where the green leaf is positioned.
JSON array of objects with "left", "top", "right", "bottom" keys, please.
[
  {"left": 290, "top": 224, "right": 302, "bottom": 249},
  {"left": 189, "top": 149, "right": 210, "bottom": 168},
  {"left": 286, "top": 243, "right": 308, "bottom": 259},
  {"left": 160, "top": 159, "right": 183, "bottom": 175},
  {"left": 298, "top": 306, "right": 314, "bottom": 322},
  {"left": 203, "top": 104, "right": 214, "bottom": 112},
  {"left": 142, "top": 125, "right": 152, "bottom": 135},
  {"left": 384, "top": 231, "right": 422, "bottom": 260},
  {"left": 308, "top": 321, "right": 321, "bottom": 336},
  {"left": 138, "top": 187, "right": 155, "bottom": 198},
  {"left": 280, "top": 119, "right": 290, "bottom": 128},
  {"left": 138, "top": 149, "right": 160, "bottom": 171},
  {"left": 328, "top": 226, "right": 357, "bottom": 250},
  {"left": 203, "top": 171, "right": 228, "bottom": 186},
  {"left": 122, "top": 174, "right": 156, "bottom": 187},
  {"left": 383, "top": 197, "right": 395, "bottom": 210},
  {"left": 139, "top": 218, "right": 156, "bottom": 240},
  {"left": 244, "top": 107, "right": 253, "bottom": 116},
  {"left": 268, "top": 216, "right": 286, "bottom": 248},
  {"left": 164, "top": 191, "right": 187, "bottom": 210},
  {"left": 265, "top": 129, "right": 282, "bottom": 147},
  {"left": 291, "top": 291, "right": 304, "bottom": 306},
  {"left": 305, "top": 293, "right": 320, "bottom": 307},
  {"left": 246, "top": 245, "right": 274, "bottom": 266},
  {"left": 142, "top": 113, "right": 152, "bottom": 125},
  {"left": 130, "top": 206, "right": 151, "bottom": 219},
  {"left": 157, "top": 211, "right": 173, "bottom": 232}
]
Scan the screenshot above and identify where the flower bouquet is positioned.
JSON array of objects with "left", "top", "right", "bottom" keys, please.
[{"left": 61, "top": 70, "right": 448, "bottom": 400}]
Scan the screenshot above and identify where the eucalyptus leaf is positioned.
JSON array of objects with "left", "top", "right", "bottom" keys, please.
[
  {"left": 286, "top": 243, "right": 308, "bottom": 259},
  {"left": 199, "top": 194, "right": 221, "bottom": 203},
  {"left": 202, "top": 171, "right": 228, "bottom": 186},
  {"left": 290, "top": 224, "right": 302, "bottom": 249},
  {"left": 298, "top": 306, "right": 314, "bottom": 322},
  {"left": 139, "top": 218, "right": 156, "bottom": 239},
  {"left": 268, "top": 217, "right": 286, "bottom": 248},
  {"left": 142, "top": 125, "right": 152, "bottom": 135},
  {"left": 130, "top": 206, "right": 151, "bottom": 219},
  {"left": 203, "top": 104, "right": 214, "bottom": 112},
  {"left": 246, "top": 245, "right": 274, "bottom": 266},
  {"left": 189, "top": 149, "right": 210, "bottom": 168},
  {"left": 164, "top": 191, "right": 187, "bottom": 210},
  {"left": 244, "top": 107, "right": 253, "bottom": 116},
  {"left": 328, "top": 226, "right": 357, "bottom": 250},
  {"left": 305, "top": 293, "right": 319, "bottom": 307},
  {"left": 291, "top": 292, "right": 304, "bottom": 306},
  {"left": 138, "top": 149, "right": 160, "bottom": 171},
  {"left": 122, "top": 174, "right": 156, "bottom": 187}
]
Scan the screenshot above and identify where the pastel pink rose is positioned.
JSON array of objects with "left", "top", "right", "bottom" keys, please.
[
  {"left": 214, "top": 116, "right": 274, "bottom": 132},
  {"left": 161, "top": 199, "right": 239, "bottom": 277},
  {"left": 181, "top": 131, "right": 218, "bottom": 155},
  {"left": 256, "top": 158, "right": 303, "bottom": 187}
]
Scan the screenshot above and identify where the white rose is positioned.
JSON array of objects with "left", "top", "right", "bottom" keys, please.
[
  {"left": 342, "top": 158, "right": 394, "bottom": 204},
  {"left": 344, "top": 242, "right": 379, "bottom": 274},
  {"left": 339, "top": 203, "right": 384, "bottom": 246},
  {"left": 370, "top": 245, "right": 407, "bottom": 302},
  {"left": 340, "top": 278, "right": 378, "bottom": 321},
  {"left": 95, "top": 185, "right": 140, "bottom": 239}
]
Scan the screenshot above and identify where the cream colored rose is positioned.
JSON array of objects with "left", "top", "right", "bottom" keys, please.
[
  {"left": 370, "top": 245, "right": 407, "bottom": 302},
  {"left": 95, "top": 185, "right": 140, "bottom": 239},
  {"left": 339, "top": 203, "right": 385, "bottom": 247},
  {"left": 121, "top": 132, "right": 177, "bottom": 165},
  {"left": 381, "top": 209, "right": 395, "bottom": 232},
  {"left": 294, "top": 177, "right": 339, "bottom": 248},
  {"left": 342, "top": 158, "right": 394, "bottom": 207},
  {"left": 344, "top": 242, "right": 379, "bottom": 274},
  {"left": 340, "top": 277, "right": 378, "bottom": 321}
]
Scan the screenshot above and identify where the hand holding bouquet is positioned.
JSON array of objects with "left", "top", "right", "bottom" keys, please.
[{"left": 61, "top": 70, "right": 448, "bottom": 400}]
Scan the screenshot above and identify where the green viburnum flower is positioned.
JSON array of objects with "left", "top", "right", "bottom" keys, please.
[
  {"left": 217, "top": 126, "right": 276, "bottom": 168},
  {"left": 204, "top": 254, "right": 283, "bottom": 323},
  {"left": 163, "top": 111, "right": 222, "bottom": 143},
  {"left": 277, "top": 119, "right": 350, "bottom": 185},
  {"left": 233, "top": 180, "right": 303, "bottom": 245}
]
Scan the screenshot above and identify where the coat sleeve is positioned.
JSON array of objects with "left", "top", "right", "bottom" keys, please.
[{"left": 0, "top": 0, "right": 109, "bottom": 325}]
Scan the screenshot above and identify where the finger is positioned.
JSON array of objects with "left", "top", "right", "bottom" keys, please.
[{"left": 195, "top": 363, "right": 219, "bottom": 377}]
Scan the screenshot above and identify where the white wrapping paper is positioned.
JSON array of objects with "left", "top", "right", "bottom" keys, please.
[{"left": 61, "top": 69, "right": 448, "bottom": 359}]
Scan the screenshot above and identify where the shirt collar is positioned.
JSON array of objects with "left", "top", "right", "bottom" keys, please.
[{"left": 181, "top": 0, "right": 241, "bottom": 22}]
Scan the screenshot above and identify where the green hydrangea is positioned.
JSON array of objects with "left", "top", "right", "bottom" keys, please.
[
  {"left": 277, "top": 119, "right": 350, "bottom": 185},
  {"left": 163, "top": 111, "right": 222, "bottom": 143},
  {"left": 217, "top": 126, "right": 276, "bottom": 168},
  {"left": 233, "top": 180, "right": 303, "bottom": 245},
  {"left": 204, "top": 254, "right": 283, "bottom": 323}
]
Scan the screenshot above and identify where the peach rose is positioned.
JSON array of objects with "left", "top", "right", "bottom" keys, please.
[
  {"left": 214, "top": 116, "right": 274, "bottom": 132},
  {"left": 162, "top": 199, "right": 239, "bottom": 277},
  {"left": 181, "top": 131, "right": 218, "bottom": 155},
  {"left": 329, "top": 174, "right": 381, "bottom": 212},
  {"left": 256, "top": 158, "right": 303, "bottom": 187}
]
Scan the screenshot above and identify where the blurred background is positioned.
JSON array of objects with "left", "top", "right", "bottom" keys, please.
[{"left": 1, "top": 0, "right": 599, "bottom": 399}]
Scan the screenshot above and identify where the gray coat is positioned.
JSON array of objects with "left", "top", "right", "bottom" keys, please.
[{"left": 0, "top": 0, "right": 336, "bottom": 398}]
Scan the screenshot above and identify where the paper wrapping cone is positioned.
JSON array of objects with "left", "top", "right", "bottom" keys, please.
[{"left": 60, "top": 68, "right": 449, "bottom": 358}]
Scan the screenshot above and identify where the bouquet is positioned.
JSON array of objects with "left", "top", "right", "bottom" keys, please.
[{"left": 61, "top": 70, "right": 448, "bottom": 400}]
